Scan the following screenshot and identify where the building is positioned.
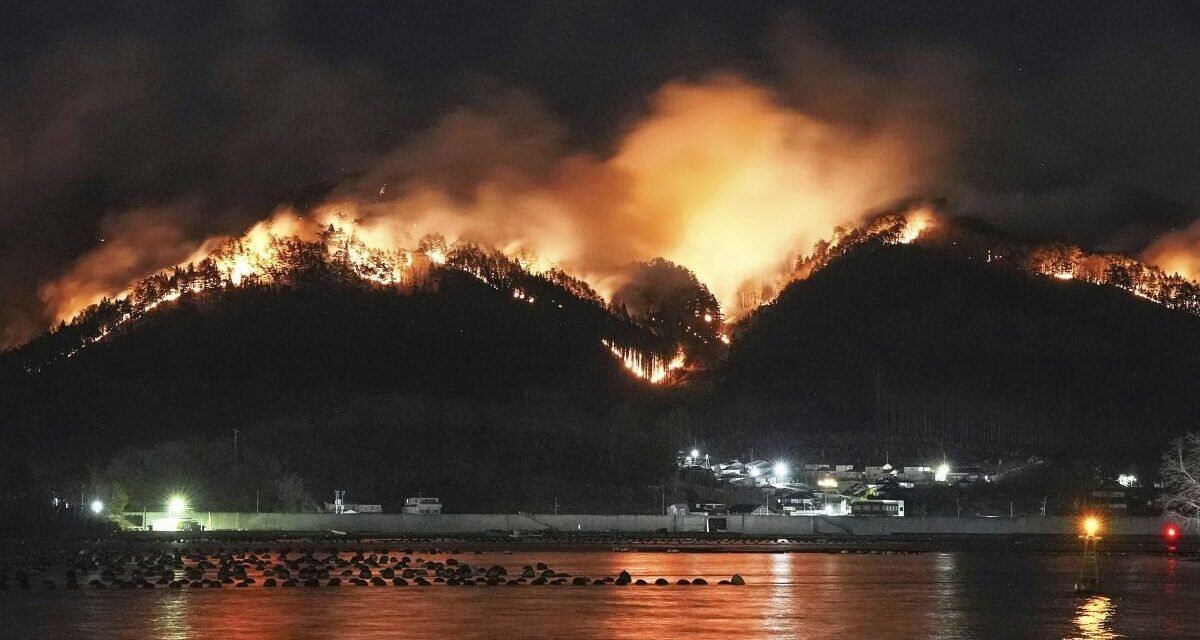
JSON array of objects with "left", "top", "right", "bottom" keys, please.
[
  {"left": 850, "top": 499, "right": 905, "bottom": 517},
  {"left": 1089, "top": 480, "right": 1129, "bottom": 513},
  {"left": 323, "top": 501, "right": 382, "bottom": 513},
  {"left": 947, "top": 466, "right": 988, "bottom": 483},
  {"left": 402, "top": 497, "right": 442, "bottom": 514}
]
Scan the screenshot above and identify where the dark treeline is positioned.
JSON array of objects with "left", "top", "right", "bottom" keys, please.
[{"left": 711, "top": 243, "right": 1200, "bottom": 457}]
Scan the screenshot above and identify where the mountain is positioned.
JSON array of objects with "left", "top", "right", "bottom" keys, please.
[
  {"left": 713, "top": 241, "right": 1200, "bottom": 454},
  {"left": 0, "top": 258, "right": 681, "bottom": 514},
  {"left": 4, "top": 211, "right": 1200, "bottom": 516}
]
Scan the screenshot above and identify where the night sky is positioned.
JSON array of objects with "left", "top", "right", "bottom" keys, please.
[{"left": 3, "top": 1, "right": 1199, "bottom": 346}]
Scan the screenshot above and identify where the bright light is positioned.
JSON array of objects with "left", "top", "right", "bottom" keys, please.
[
  {"left": 1117, "top": 474, "right": 1137, "bottom": 488},
  {"left": 748, "top": 467, "right": 761, "bottom": 478},
  {"left": 1165, "top": 526, "right": 1179, "bottom": 540},
  {"left": 817, "top": 478, "right": 838, "bottom": 489},
  {"left": 150, "top": 517, "right": 180, "bottom": 532},
  {"left": 1083, "top": 516, "right": 1101, "bottom": 538},
  {"left": 90, "top": 499, "right": 104, "bottom": 515},
  {"left": 935, "top": 463, "right": 950, "bottom": 483},
  {"left": 167, "top": 496, "right": 187, "bottom": 515},
  {"left": 773, "top": 462, "right": 789, "bottom": 479},
  {"left": 690, "top": 449, "right": 700, "bottom": 459}
]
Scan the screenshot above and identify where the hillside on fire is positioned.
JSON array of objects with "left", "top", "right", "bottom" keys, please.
[
  {"left": 3, "top": 210, "right": 1200, "bottom": 513},
  {"left": 0, "top": 246, "right": 690, "bottom": 513}
]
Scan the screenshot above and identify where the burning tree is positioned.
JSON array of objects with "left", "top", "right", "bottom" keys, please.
[{"left": 1160, "top": 432, "right": 1200, "bottom": 527}]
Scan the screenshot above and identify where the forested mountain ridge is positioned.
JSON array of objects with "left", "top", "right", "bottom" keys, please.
[
  {"left": 4, "top": 211, "right": 1200, "bottom": 515},
  {"left": 713, "top": 241, "right": 1200, "bottom": 453}
]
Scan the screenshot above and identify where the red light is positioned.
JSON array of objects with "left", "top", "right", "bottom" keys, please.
[{"left": 1165, "top": 526, "right": 1179, "bottom": 540}]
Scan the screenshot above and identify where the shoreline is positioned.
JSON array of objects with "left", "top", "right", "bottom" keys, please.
[{"left": 5, "top": 532, "right": 1195, "bottom": 556}]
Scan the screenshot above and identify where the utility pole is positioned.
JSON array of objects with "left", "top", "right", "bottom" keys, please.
[{"left": 232, "top": 428, "right": 240, "bottom": 464}]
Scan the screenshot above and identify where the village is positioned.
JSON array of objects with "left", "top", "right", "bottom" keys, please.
[{"left": 666, "top": 448, "right": 1157, "bottom": 521}]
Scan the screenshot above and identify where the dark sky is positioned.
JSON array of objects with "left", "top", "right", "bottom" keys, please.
[{"left": 3, "top": 1, "right": 1199, "bottom": 346}]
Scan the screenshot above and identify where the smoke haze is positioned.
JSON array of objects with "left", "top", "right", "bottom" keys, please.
[{"left": 5, "top": 3, "right": 1200, "bottom": 347}]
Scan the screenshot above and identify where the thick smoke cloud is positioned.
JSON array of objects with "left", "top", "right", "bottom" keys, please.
[
  {"left": 330, "top": 73, "right": 938, "bottom": 315},
  {"left": 5, "top": 3, "right": 1200, "bottom": 347},
  {"left": 38, "top": 206, "right": 205, "bottom": 324},
  {"left": 1144, "top": 220, "right": 1200, "bottom": 282},
  {"left": 0, "top": 5, "right": 394, "bottom": 346}
]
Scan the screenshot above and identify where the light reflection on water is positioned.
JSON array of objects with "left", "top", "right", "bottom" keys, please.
[
  {"left": 0, "top": 551, "right": 1194, "bottom": 639},
  {"left": 1068, "top": 596, "right": 1118, "bottom": 640}
]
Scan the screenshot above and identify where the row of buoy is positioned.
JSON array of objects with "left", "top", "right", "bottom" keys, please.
[
  {"left": 1, "top": 548, "right": 749, "bottom": 590},
  {"left": 63, "top": 573, "right": 747, "bottom": 589},
  {"left": 3, "top": 574, "right": 749, "bottom": 590}
]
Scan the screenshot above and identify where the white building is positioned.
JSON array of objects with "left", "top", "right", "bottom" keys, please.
[{"left": 402, "top": 497, "right": 442, "bottom": 514}]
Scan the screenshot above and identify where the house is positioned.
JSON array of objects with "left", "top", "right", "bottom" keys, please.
[
  {"left": 851, "top": 499, "right": 905, "bottom": 517},
  {"left": 900, "top": 466, "right": 935, "bottom": 484},
  {"left": 947, "top": 466, "right": 988, "bottom": 483},
  {"left": 776, "top": 489, "right": 820, "bottom": 515},
  {"left": 1089, "top": 480, "right": 1129, "bottom": 513}
]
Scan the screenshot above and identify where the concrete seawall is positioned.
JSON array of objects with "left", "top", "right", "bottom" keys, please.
[{"left": 128, "top": 512, "right": 1181, "bottom": 537}]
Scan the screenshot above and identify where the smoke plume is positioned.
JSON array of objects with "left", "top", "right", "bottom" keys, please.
[{"left": 1144, "top": 220, "right": 1200, "bottom": 282}]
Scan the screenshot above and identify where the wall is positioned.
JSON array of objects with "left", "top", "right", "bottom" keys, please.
[
  {"left": 722, "top": 515, "right": 1175, "bottom": 536},
  {"left": 125, "top": 511, "right": 1178, "bottom": 536},
  {"left": 129, "top": 512, "right": 709, "bottom": 534}
]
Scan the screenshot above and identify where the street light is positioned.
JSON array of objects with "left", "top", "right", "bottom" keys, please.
[
  {"left": 90, "top": 499, "right": 104, "bottom": 515},
  {"left": 1082, "top": 515, "right": 1101, "bottom": 538},
  {"left": 773, "top": 461, "right": 789, "bottom": 481},
  {"left": 690, "top": 448, "right": 700, "bottom": 460},
  {"left": 935, "top": 463, "right": 950, "bottom": 483},
  {"left": 167, "top": 495, "right": 187, "bottom": 516}
]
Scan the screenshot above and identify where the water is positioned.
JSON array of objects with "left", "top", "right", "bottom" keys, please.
[{"left": 2, "top": 550, "right": 1196, "bottom": 639}]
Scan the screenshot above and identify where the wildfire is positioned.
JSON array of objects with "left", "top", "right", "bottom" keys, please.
[
  {"left": 601, "top": 339, "right": 685, "bottom": 384},
  {"left": 896, "top": 208, "right": 936, "bottom": 244},
  {"left": 38, "top": 205, "right": 697, "bottom": 384}
]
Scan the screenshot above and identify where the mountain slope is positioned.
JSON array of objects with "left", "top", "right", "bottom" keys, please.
[
  {"left": 716, "top": 242, "right": 1200, "bottom": 451},
  {"left": 0, "top": 268, "right": 682, "bottom": 512}
]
